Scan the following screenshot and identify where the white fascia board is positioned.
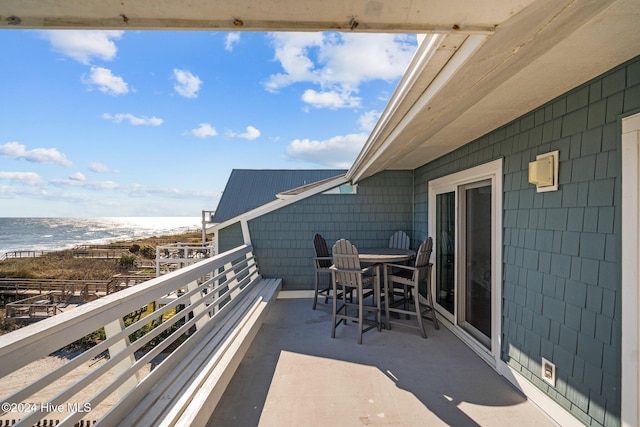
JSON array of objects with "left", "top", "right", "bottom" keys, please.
[
  {"left": 348, "top": 33, "right": 445, "bottom": 174},
  {"left": 210, "top": 175, "right": 350, "bottom": 233}
]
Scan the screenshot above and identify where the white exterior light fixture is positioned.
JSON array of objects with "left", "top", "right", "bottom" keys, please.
[{"left": 528, "top": 150, "right": 559, "bottom": 192}]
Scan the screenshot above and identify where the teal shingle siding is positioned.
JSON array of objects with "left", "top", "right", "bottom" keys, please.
[
  {"left": 246, "top": 170, "right": 414, "bottom": 290},
  {"left": 217, "top": 222, "right": 244, "bottom": 253},
  {"left": 411, "top": 55, "right": 639, "bottom": 427}
]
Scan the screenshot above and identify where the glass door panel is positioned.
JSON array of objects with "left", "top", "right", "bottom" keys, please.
[
  {"left": 459, "top": 182, "right": 492, "bottom": 348},
  {"left": 436, "top": 192, "right": 455, "bottom": 315}
]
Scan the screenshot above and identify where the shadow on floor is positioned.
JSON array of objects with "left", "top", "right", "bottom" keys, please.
[{"left": 208, "top": 297, "right": 557, "bottom": 427}]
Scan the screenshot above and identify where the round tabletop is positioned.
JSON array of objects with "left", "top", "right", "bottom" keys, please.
[{"left": 357, "top": 248, "right": 415, "bottom": 263}]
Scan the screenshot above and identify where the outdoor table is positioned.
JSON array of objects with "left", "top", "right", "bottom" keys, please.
[
  {"left": 357, "top": 248, "right": 416, "bottom": 328},
  {"left": 357, "top": 247, "right": 415, "bottom": 264}
]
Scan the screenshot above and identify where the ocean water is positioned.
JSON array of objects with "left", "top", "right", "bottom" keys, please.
[{"left": 0, "top": 217, "right": 202, "bottom": 254}]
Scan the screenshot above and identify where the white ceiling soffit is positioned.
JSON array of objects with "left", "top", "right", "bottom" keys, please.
[
  {"left": 348, "top": 0, "right": 640, "bottom": 182},
  {"left": 0, "top": 0, "right": 533, "bottom": 32}
]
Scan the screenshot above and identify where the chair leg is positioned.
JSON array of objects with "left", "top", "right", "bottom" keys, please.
[
  {"left": 357, "top": 287, "right": 364, "bottom": 345},
  {"left": 384, "top": 271, "right": 392, "bottom": 331},
  {"left": 331, "top": 277, "right": 338, "bottom": 338},
  {"left": 403, "top": 285, "right": 411, "bottom": 319},
  {"left": 413, "top": 283, "right": 427, "bottom": 338},
  {"left": 324, "top": 274, "right": 330, "bottom": 304},
  {"left": 375, "top": 269, "right": 382, "bottom": 332},
  {"left": 426, "top": 284, "right": 440, "bottom": 330},
  {"left": 313, "top": 271, "right": 319, "bottom": 310}
]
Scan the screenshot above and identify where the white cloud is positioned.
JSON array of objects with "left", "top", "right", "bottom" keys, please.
[
  {"left": 69, "top": 172, "right": 86, "bottom": 182},
  {"left": 264, "top": 32, "right": 324, "bottom": 93},
  {"left": 265, "top": 32, "right": 417, "bottom": 109},
  {"left": 301, "top": 89, "right": 361, "bottom": 109},
  {"left": 173, "top": 69, "right": 203, "bottom": 98},
  {"left": 190, "top": 123, "right": 218, "bottom": 138},
  {"left": 358, "top": 110, "right": 381, "bottom": 131},
  {"left": 286, "top": 133, "right": 368, "bottom": 168},
  {"left": 84, "top": 67, "right": 129, "bottom": 95},
  {"left": 50, "top": 177, "right": 120, "bottom": 190},
  {"left": 89, "top": 162, "right": 117, "bottom": 173},
  {"left": 227, "top": 125, "right": 261, "bottom": 140},
  {"left": 0, "top": 142, "right": 73, "bottom": 167},
  {"left": 0, "top": 171, "right": 44, "bottom": 186},
  {"left": 42, "top": 30, "right": 123, "bottom": 64},
  {"left": 103, "top": 113, "right": 163, "bottom": 126},
  {"left": 225, "top": 32, "right": 241, "bottom": 51},
  {"left": 51, "top": 177, "right": 216, "bottom": 199},
  {"left": 317, "top": 33, "right": 417, "bottom": 83}
]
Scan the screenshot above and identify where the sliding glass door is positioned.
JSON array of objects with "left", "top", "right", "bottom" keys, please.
[
  {"left": 459, "top": 181, "right": 492, "bottom": 348},
  {"left": 429, "top": 160, "right": 502, "bottom": 360},
  {"left": 436, "top": 192, "right": 455, "bottom": 315}
]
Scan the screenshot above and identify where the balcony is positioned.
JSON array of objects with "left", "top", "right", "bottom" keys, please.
[
  {"left": 210, "top": 297, "right": 557, "bottom": 426},
  {"left": 0, "top": 245, "right": 556, "bottom": 426}
]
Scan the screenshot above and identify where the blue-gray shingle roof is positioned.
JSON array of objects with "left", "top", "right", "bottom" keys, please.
[{"left": 212, "top": 169, "right": 347, "bottom": 223}]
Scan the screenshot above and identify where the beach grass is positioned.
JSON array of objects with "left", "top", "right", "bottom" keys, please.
[{"left": 0, "top": 231, "right": 204, "bottom": 281}]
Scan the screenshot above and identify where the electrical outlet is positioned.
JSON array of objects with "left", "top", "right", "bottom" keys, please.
[{"left": 542, "top": 357, "right": 556, "bottom": 386}]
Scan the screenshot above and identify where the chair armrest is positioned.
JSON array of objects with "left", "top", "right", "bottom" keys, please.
[
  {"left": 331, "top": 265, "right": 379, "bottom": 275},
  {"left": 385, "top": 263, "right": 415, "bottom": 272},
  {"left": 362, "top": 264, "right": 380, "bottom": 276},
  {"left": 314, "top": 256, "right": 333, "bottom": 268}
]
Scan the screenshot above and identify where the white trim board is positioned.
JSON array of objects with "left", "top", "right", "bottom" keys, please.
[{"left": 621, "top": 112, "right": 640, "bottom": 427}]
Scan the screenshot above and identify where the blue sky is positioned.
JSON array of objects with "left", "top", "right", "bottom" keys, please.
[{"left": 0, "top": 29, "right": 418, "bottom": 217}]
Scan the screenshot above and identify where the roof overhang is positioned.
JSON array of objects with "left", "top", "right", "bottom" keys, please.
[
  {"left": 348, "top": 0, "right": 640, "bottom": 181},
  {"left": 0, "top": 0, "right": 530, "bottom": 32}
]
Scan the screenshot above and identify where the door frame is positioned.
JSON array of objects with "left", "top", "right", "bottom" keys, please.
[
  {"left": 621, "top": 112, "right": 640, "bottom": 427},
  {"left": 428, "top": 159, "right": 503, "bottom": 366}
]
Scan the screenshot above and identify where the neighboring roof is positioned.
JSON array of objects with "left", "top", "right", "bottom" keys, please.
[{"left": 212, "top": 169, "right": 347, "bottom": 223}]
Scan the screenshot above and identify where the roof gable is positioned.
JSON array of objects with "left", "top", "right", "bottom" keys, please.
[{"left": 212, "top": 169, "right": 347, "bottom": 223}]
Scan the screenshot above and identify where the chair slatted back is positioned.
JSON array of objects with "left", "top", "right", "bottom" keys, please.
[
  {"left": 332, "top": 239, "right": 363, "bottom": 287},
  {"left": 389, "top": 230, "right": 410, "bottom": 250},
  {"left": 313, "top": 234, "right": 331, "bottom": 268},
  {"left": 414, "top": 237, "right": 433, "bottom": 282}
]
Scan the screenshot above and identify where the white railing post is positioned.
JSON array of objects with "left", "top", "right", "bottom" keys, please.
[
  {"left": 225, "top": 261, "right": 242, "bottom": 299},
  {"left": 240, "top": 219, "right": 251, "bottom": 244},
  {"left": 187, "top": 279, "right": 209, "bottom": 330},
  {"left": 156, "top": 246, "right": 161, "bottom": 277},
  {"left": 104, "top": 318, "right": 139, "bottom": 398}
]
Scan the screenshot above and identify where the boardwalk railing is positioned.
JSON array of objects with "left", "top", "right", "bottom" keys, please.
[
  {"left": 1, "top": 250, "right": 53, "bottom": 261},
  {"left": 0, "top": 278, "right": 111, "bottom": 298},
  {"left": 0, "top": 244, "right": 281, "bottom": 426},
  {"left": 155, "top": 242, "right": 215, "bottom": 276}
]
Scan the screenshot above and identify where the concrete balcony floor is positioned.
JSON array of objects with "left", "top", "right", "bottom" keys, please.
[{"left": 209, "top": 296, "right": 558, "bottom": 427}]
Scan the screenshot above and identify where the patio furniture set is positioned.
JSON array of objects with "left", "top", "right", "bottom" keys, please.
[{"left": 313, "top": 231, "right": 439, "bottom": 344}]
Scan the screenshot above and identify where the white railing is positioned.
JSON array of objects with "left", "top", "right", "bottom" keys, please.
[
  {"left": 155, "top": 242, "right": 216, "bottom": 276},
  {"left": 0, "top": 244, "right": 263, "bottom": 426}
]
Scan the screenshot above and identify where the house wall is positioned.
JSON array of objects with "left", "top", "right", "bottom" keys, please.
[
  {"left": 413, "top": 55, "right": 640, "bottom": 426},
  {"left": 220, "top": 170, "right": 414, "bottom": 290},
  {"left": 218, "top": 222, "right": 244, "bottom": 253}
]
